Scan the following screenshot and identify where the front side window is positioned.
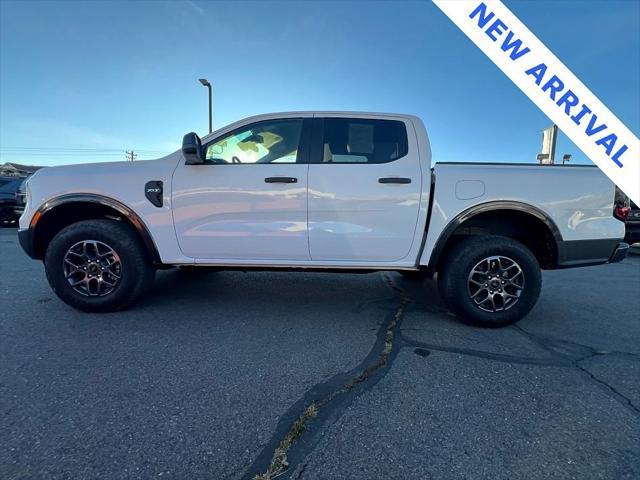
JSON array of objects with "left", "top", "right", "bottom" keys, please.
[
  {"left": 321, "top": 118, "right": 408, "bottom": 164},
  {"left": 204, "top": 119, "right": 303, "bottom": 164}
]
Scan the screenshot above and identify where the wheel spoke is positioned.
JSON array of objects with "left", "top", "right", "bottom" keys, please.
[
  {"left": 489, "top": 295, "right": 497, "bottom": 311},
  {"left": 470, "top": 288, "right": 486, "bottom": 300},
  {"left": 101, "top": 276, "right": 117, "bottom": 287},
  {"left": 68, "top": 276, "right": 85, "bottom": 287},
  {"left": 64, "top": 259, "right": 82, "bottom": 275},
  {"left": 65, "top": 270, "right": 81, "bottom": 279},
  {"left": 476, "top": 295, "right": 492, "bottom": 305},
  {"left": 508, "top": 272, "right": 522, "bottom": 283},
  {"left": 107, "top": 270, "right": 121, "bottom": 280}
]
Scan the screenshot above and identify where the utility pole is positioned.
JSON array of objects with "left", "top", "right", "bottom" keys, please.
[{"left": 125, "top": 150, "right": 137, "bottom": 161}]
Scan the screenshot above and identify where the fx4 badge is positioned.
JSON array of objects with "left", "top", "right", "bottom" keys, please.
[{"left": 145, "top": 181, "right": 163, "bottom": 207}]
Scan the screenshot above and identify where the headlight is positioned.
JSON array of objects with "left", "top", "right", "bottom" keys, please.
[{"left": 24, "top": 177, "right": 31, "bottom": 206}]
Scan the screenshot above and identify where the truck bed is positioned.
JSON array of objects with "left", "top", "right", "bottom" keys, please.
[{"left": 420, "top": 162, "right": 625, "bottom": 267}]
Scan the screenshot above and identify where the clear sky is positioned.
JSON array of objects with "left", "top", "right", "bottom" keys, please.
[{"left": 1, "top": 0, "right": 638, "bottom": 166}]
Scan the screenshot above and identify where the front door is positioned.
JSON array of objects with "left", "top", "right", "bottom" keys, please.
[
  {"left": 172, "top": 117, "right": 311, "bottom": 261},
  {"left": 307, "top": 116, "right": 423, "bottom": 262}
]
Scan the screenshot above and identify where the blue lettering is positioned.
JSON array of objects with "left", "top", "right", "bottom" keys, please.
[
  {"left": 556, "top": 90, "right": 579, "bottom": 115},
  {"left": 542, "top": 75, "right": 564, "bottom": 100},
  {"left": 595, "top": 134, "right": 617, "bottom": 156},
  {"left": 571, "top": 104, "right": 592, "bottom": 125},
  {"left": 611, "top": 144, "right": 627, "bottom": 167},
  {"left": 485, "top": 18, "right": 507, "bottom": 41},
  {"left": 585, "top": 114, "right": 607, "bottom": 137},
  {"left": 525, "top": 63, "right": 547, "bottom": 85},
  {"left": 469, "top": 2, "right": 495, "bottom": 28},
  {"left": 501, "top": 31, "right": 530, "bottom": 60}
]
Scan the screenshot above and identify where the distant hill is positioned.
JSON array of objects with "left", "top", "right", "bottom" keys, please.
[{"left": 0, "top": 162, "right": 44, "bottom": 177}]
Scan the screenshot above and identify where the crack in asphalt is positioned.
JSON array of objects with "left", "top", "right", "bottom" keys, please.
[
  {"left": 402, "top": 328, "right": 640, "bottom": 415},
  {"left": 240, "top": 273, "right": 639, "bottom": 479},
  {"left": 395, "top": 277, "right": 640, "bottom": 417},
  {"left": 402, "top": 321, "right": 640, "bottom": 416},
  {"left": 513, "top": 325, "right": 640, "bottom": 416},
  {"left": 242, "top": 273, "right": 408, "bottom": 480},
  {"left": 400, "top": 335, "right": 569, "bottom": 367},
  {"left": 575, "top": 362, "right": 640, "bottom": 415}
]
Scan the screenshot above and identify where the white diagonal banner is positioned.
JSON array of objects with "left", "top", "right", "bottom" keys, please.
[{"left": 433, "top": 0, "right": 639, "bottom": 205}]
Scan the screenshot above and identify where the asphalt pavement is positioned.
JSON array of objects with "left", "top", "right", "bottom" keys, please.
[{"left": 1, "top": 227, "right": 639, "bottom": 479}]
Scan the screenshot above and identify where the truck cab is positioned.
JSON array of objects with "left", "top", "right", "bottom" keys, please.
[{"left": 174, "top": 112, "right": 429, "bottom": 266}]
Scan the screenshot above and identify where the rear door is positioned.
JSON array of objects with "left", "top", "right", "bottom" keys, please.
[{"left": 307, "top": 116, "right": 422, "bottom": 262}]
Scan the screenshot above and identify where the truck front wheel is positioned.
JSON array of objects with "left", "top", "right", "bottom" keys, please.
[
  {"left": 438, "top": 235, "right": 541, "bottom": 328},
  {"left": 44, "top": 219, "right": 155, "bottom": 312}
]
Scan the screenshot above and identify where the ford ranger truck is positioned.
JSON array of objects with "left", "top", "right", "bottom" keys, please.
[{"left": 17, "top": 112, "right": 629, "bottom": 327}]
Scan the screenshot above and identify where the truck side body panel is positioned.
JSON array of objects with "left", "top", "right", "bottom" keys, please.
[
  {"left": 419, "top": 163, "right": 625, "bottom": 267},
  {"left": 18, "top": 112, "right": 624, "bottom": 271}
]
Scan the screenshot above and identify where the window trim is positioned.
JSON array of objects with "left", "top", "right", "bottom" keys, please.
[
  {"left": 309, "top": 117, "right": 409, "bottom": 165},
  {"left": 200, "top": 117, "right": 312, "bottom": 165}
]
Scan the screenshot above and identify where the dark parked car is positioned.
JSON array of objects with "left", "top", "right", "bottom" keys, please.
[
  {"left": 0, "top": 176, "right": 24, "bottom": 226},
  {"left": 614, "top": 187, "right": 639, "bottom": 245},
  {"left": 13, "top": 178, "right": 27, "bottom": 218}
]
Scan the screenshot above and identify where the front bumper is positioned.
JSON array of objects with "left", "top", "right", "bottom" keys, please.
[{"left": 18, "top": 228, "right": 37, "bottom": 259}]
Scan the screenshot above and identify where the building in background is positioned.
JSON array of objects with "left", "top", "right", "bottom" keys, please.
[{"left": 537, "top": 125, "right": 558, "bottom": 165}]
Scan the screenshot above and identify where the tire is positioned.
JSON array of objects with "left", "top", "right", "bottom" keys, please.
[
  {"left": 438, "top": 235, "right": 541, "bottom": 328},
  {"left": 44, "top": 219, "right": 155, "bottom": 312}
]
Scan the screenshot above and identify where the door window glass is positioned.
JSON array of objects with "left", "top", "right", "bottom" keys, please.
[
  {"left": 321, "top": 118, "right": 408, "bottom": 164},
  {"left": 204, "top": 119, "right": 303, "bottom": 164}
]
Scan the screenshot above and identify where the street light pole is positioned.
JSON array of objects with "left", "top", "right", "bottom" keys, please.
[{"left": 198, "top": 78, "right": 212, "bottom": 133}]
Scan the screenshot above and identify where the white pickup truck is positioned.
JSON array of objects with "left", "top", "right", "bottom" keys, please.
[{"left": 18, "top": 112, "right": 628, "bottom": 327}]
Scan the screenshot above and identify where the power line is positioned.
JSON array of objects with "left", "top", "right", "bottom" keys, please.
[
  {"left": 125, "top": 150, "right": 137, "bottom": 161},
  {"left": 0, "top": 152, "right": 161, "bottom": 156},
  {"left": 0, "top": 147, "right": 171, "bottom": 154}
]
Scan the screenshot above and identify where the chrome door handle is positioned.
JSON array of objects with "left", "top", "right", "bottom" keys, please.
[
  {"left": 265, "top": 177, "right": 298, "bottom": 183},
  {"left": 378, "top": 177, "right": 411, "bottom": 184}
]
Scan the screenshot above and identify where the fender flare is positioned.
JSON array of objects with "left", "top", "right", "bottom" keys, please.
[
  {"left": 27, "top": 193, "right": 161, "bottom": 263},
  {"left": 427, "top": 200, "right": 563, "bottom": 269}
]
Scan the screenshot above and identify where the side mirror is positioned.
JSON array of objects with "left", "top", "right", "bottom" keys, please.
[{"left": 182, "top": 132, "right": 203, "bottom": 165}]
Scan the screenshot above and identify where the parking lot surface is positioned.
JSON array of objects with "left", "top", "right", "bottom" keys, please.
[{"left": 1, "top": 228, "right": 639, "bottom": 479}]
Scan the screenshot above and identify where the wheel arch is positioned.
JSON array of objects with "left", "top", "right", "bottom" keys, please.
[
  {"left": 429, "top": 201, "right": 563, "bottom": 271},
  {"left": 28, "top": 194, "right": 161, "bottom": 263}
]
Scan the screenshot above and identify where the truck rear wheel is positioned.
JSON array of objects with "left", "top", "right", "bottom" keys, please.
[
  {"left": 44, "top": 219, "right": 154, "bottom": 312},
  {"left": 438, "top": 235, "right": 541, "bottom": 328}
]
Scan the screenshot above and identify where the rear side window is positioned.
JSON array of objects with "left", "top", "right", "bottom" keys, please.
[{"left": 321, "top": 118, "right": 408, "bottom": 164}]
